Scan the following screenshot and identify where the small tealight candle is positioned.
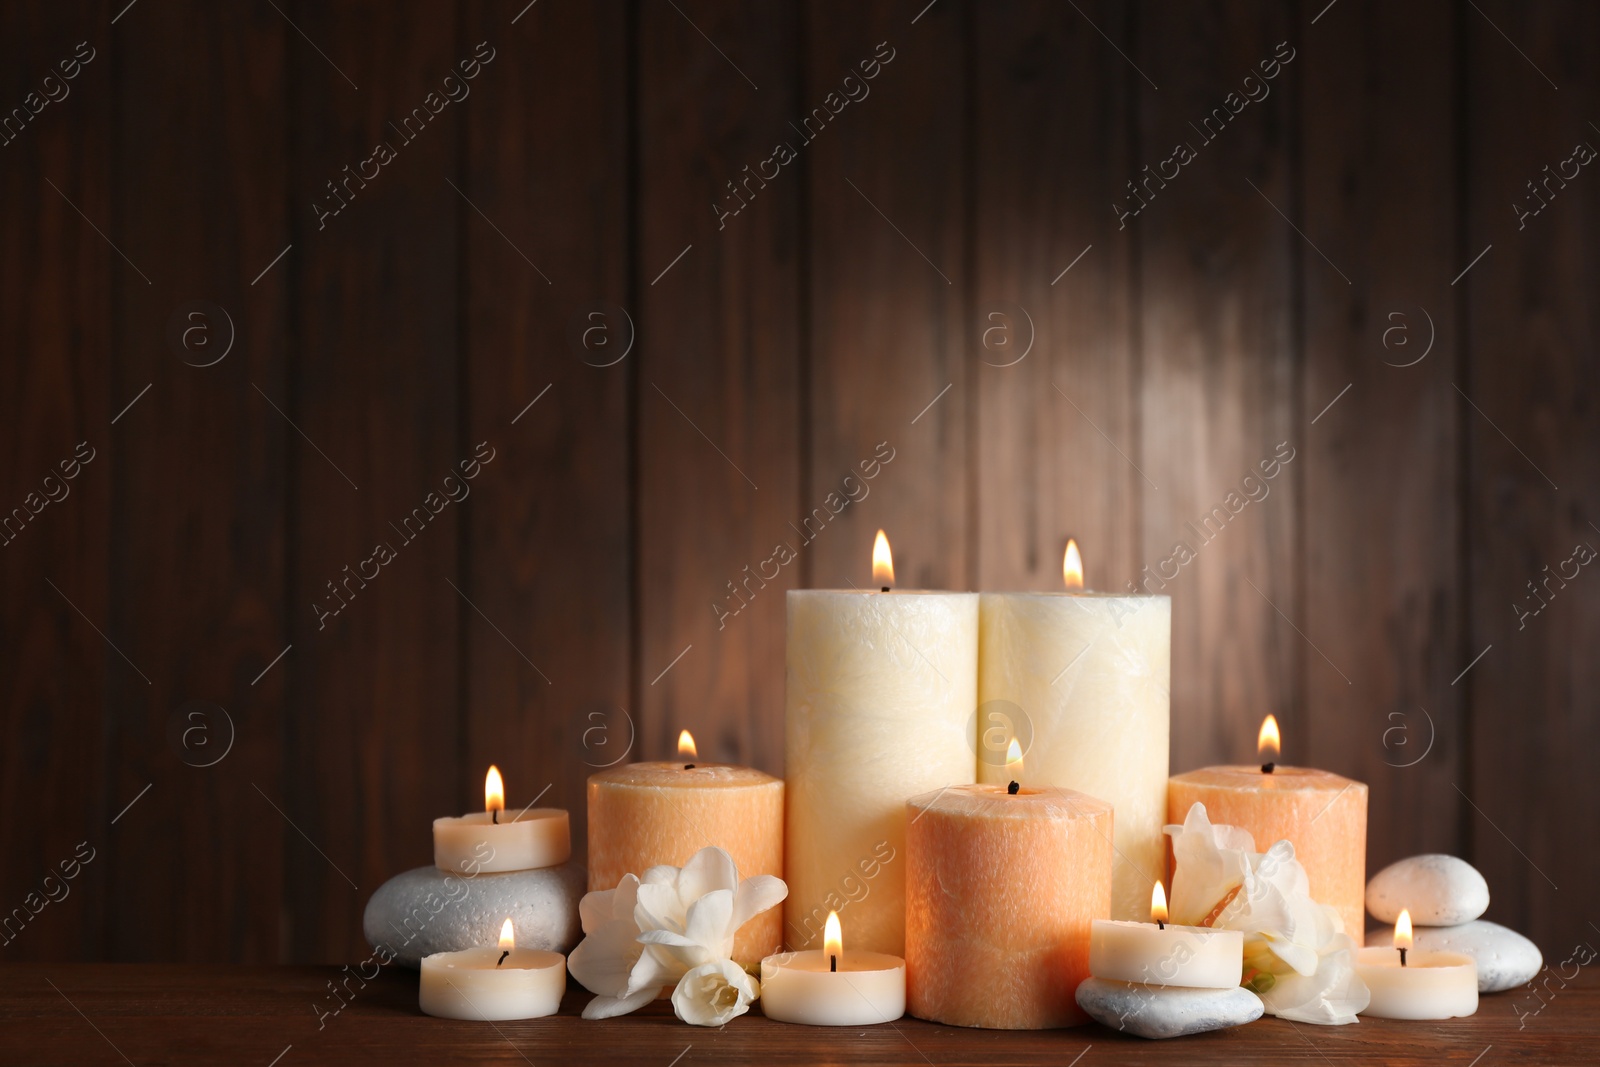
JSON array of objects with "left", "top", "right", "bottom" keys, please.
[
  {"left": 419, "top": 918, "right": 566, "bottom": 1020},
  {"left": 1355, "top": 909, "right": 1478, "bottom": 1020},
  {"left": 1089, "top": 882, "right": 1244, "bottom": 989},
  {"left": 434, "top": 765, "right": 570, "bottom": 874},
  {"left": 760, "top": 911, "right": 906, "bottom": 1026}
]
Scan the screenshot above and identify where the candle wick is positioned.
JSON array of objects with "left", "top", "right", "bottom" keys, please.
[
  {"left": 1260, "top": 761, "right": 1276, "bottom": 774},
  {"left": 880, "top": 586, "right": 890, "bottom": 593},
  {"left": 1399, "top": 947, "right": 1407, "bottom": 968},
  {"left": 492, "top": 809, "right": 499, "bottom": 824},
  {"left": 1158, "top": 920, "right": 1165, "bottom": 931},
  {"left": 684, "top": 764, "right": 695, "bottom": 770},
  {"left": 830, "top": 954, "right": 837, "bottom": 973},
  {"left": 497, "top": 950, "right": 510, "bottom": 967},
  {"left": 1007, "top": 781, "right": 1020, "bottom": 795}
]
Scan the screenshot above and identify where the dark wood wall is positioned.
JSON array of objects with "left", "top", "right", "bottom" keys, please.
[{"left": 2, "top": 0, "right": 1594, "bottom": 963}]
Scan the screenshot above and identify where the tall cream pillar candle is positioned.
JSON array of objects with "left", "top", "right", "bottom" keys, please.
[
  {"left": 785, "top": 531, "right": 978, "bottom": 956},
  {"left": 978, "top": 541, "right": 1171, "bottom": 920}
]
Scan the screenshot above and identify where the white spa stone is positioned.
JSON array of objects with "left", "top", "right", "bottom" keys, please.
[
  {"left": 1366, "top": 854, "right": 1489, "bottom": 926},
  {"left": 1075, "top": 978, "right": 1263, "bottom": 1039},
  {"left": 1367, "top": 920, "right": 1542, "bottom": 993},
  {"left": 363, "top": 863, "right": 584, "bottom": 968}
]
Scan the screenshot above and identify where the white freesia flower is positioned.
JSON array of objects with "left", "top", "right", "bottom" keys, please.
[
  {"left": 671, "top": 958, "right": 759, "bottom": 1026},
  {"left": 1165, "top": 802, "right": 1370, "bottom": 1025},
  {"left": 567, "top": 846, "right": 787, "bottom": 1024}
]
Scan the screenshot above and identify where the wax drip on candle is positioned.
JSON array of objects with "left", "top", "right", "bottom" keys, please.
[
  {"left": 1258, "top": 714, "right": 1281, "bottom": 774},
  {"left": 872, "top": 529, "right": 894, "bottom": 593}
]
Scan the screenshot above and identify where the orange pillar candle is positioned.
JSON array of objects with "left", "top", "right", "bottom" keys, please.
[
  {"left": 905, "top": 771, "right": 1113, "bottom": 1029},
  {"left": 1167, "top": 716, "right": 1368, "bottom": 938},
  {"left": 587, "top": 732, "right": 784, "bottom": 965}
]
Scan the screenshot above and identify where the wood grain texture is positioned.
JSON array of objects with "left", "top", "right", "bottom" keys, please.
[
  {"left": 806, "top": 0, "right": 969, "bottom": 593},
  {"left": 973, "top": 0, "right": 1138, "bottom": 594},
  {"left": 637, "top": 0, "right": 801, "bottom": 774},
  {"left": 461, "top": 0, "right": 631, "bottom": 880},
  {"left": 1464, "top": 0, "right": 1599, "bottom": 954},
  {"left": 287, "top": 1, "right": 463, "bottom": 961},
  {"left": 1135, "top": 1, "right": 1299, "bottom": 776},
  {"left": 1299, "top": 0, "right": 1465, "bottom": 885},
  {"left": 104, "top": 0, "right": 289, "bottom": 964},
  {"left": 2, "top": 963, "right": 1595, "bottom": 1065},
  {"left": 0, "top": 0, "right": 111, "bottom": 962}
]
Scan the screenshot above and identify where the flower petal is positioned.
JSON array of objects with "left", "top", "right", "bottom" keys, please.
[
  {"left": 634, "top": 881, "right": 687, "bottom": 936},
  {"left": 733, "top": 874, "right": 788, "bottom": 931},
  {"left": 581, "top": 985, "right": 662, "bottom": 1020},
  {"left": 684, "top": 889, "right": 736, "bottom": 956},
  {"left": 568, "top": 918, "right": 644, "bottom": 997},
  {"left": 677, "top": 847, "right": 740, "bottom": 906}
]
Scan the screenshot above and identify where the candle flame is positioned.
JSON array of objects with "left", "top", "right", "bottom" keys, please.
[
  {"left": 872, "top": 530, "right": 894, "bottom": 587},
  {"left": 1258, "top": 715, "right": 1281, "bottom": 759},
  {"left": 824, "top": 910, "right": 843, "bottom": 960},
  {"left": 498, "top": 917, "right": 515, "bottom": 951},
  {"left": 1151, "top": 881, "right": 1169, "bottom": 925},
  {"left": 1063, "top": 538, "right": 1084, "bottom": 590},
  {"left": 1394, "top": 909, "right": 1413, "bottom": 951},
  {"left": 485, "top": 765, "right": 505, "bottom": 814},
  {"left": 1005, "top": 738, "right": 1023, "bottom": 779},
  {"left": 677, "top": 730, "right": 697, "bottom": 759}
]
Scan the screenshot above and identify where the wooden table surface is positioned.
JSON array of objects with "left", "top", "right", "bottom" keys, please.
[{"left": 1, "top": 964, "right": 1592, "bottom": 1066}]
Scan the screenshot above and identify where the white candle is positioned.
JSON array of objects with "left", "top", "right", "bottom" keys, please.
[
  {"left": 978, "top": 541, "right": 1170, "bottom": 921},
  {"left": 760, "top": 912, "right": 906, "bottom": 1025},
  {"left": 434, "top": 765, "right": 570, "bottom": 874},
  {"left": 1088, "top": 883, "right": 1243, "bottom": 989},
  {"left": 786, "top": 530, "right": 978, "bottom": 955},
  {"left": 419, "top": 919, "right": 566, "bottom": 1020},
  {"left": 1355, "top": 911, "right": 1478, "bottom": 1020}
]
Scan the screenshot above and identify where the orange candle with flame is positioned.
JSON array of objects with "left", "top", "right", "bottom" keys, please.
[
  {"left": 433, "top": 765, "right": 570, "bottom": 874},
  {"left": 587, "top": 730, "right": 784, "bottom": 965},
  {"left": 1167, "top": 716, "right": 1369, "bottom": 938},
  {"left": 786, "top": 530, "right": 979, "bottom": 957},
  {"left": 978, "top": 539, "right": 1170, "bottom": 921},
  {"left": 904, "top": 744, "right": 1113, "bottom": 1029}
]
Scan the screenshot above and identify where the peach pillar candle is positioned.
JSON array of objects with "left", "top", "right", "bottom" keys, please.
[
  {"left": 1168, "top": 717, "right": 1368, "bottom": 938},
  {"left": 786, "top": 531, "right": 978, "bottom": 956},
  {"left": 587, "top": 736, "right": 783, "bottom": 965},
  {"left": 978, "top": 541, "right": 1171, "bottom": 921},
  {"left": 905, "top": 781, "right": 1113, "bottom": 1028}
]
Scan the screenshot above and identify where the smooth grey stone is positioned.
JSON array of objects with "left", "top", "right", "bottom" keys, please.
[
  {"left": 1367, "top": 854, "right": 1490, "bottom": 926},
  {"left": 1367, "top": 920, "right": 1542, "bottom": 993},
  {"left": 1076, "top": 978, "right": 1263, "bottom": 1039},
  {"left": 363, "top": 863, "right": 584, "bottom": 968}
]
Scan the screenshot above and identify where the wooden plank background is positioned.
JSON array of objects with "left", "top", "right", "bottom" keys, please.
[{"left": 0, "top": 0, "right": 1593, "bottom": 963}]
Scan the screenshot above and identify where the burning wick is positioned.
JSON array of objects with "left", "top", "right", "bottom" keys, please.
[
  {"left": 1007, "top": 781, "right": 1020, "bottom": 795},
  {"left": 684, "top": 764, "right": 695, "bottom": 770},
  {"left": 830, "top": 954, "right": 837, "bottom": 973},
  {"left": 1399, "top": 947, "right": 1407, "bottom": 967},
  {"left": 1260, "top": 761, "right": 1276, "bottom": 775},
  {"left": 497, "top": 949, "right": 509, "bottom": 966},
  {"left": 492, "top": 809, "right": 499, "bottom": 824}
]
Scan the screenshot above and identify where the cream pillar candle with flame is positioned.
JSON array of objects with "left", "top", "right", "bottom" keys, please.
[
  {"left": 587, "top": 731, "right": 784, "bottom": 965},
  {"left": 760, "top": 911, "right": 906, "bottom": 1025},
  {"left": 978, "top": 540, "right": 1171, "bottom": 921},
  {"left": 786, "top": 531, "right": 978, "bottom": 956},
  {"left": 904, "top": 748, "right": 1113, "bottom": 1029},
  {"left": 419, "top": 918, "right": 566, "bottom": 1021},
  {"left": 1088, "top": 882, "right": 1244, "bottom": 989},
  {"left": 1355, "top": 910, "right": 1478, "bottom": 1019},
  {"left": 433, "top": 766, "right": 571, "bottom": 874},
  {"left": 1167, "top": 716, "right": 1368, "bottom": 938}
]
